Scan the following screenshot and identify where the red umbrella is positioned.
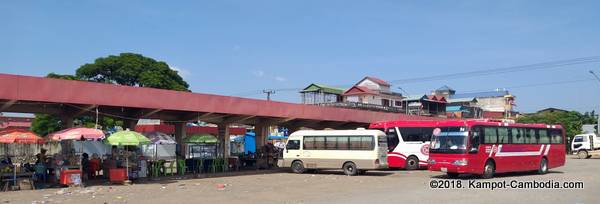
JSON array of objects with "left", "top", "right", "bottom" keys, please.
[
  {"left": 0, "top": 129, "right": 45, "bottom": 144},
  {"left": 48, "top": 127, "right": 105, "bottom": 141}
]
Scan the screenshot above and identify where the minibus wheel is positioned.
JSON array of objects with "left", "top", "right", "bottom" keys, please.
[
  {"left": 343, "top": 162, "right": 358, "bottom": 176},
  {"left": 291, "top": 161, "right": 306, "bottom": 174},
  {"left": 538, "top": 157, "right": 548, "bottom": 174},
  {"left": 481, "top": 160, "right": 495, "bottom": 179}
]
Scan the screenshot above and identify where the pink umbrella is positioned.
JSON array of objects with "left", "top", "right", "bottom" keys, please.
[{"left": 49, "top": 127, "right": 105, "bottom": 141}]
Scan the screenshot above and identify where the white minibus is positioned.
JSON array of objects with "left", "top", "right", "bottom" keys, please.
[{"left": 279, "top": 129, "right": 388, "bottom": 176}]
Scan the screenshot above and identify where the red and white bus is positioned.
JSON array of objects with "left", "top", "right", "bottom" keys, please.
[
  {"left": 427, "top": 120, "right": 565, "bottom": 178},
  {"left": 369, "top": 120, "right": 440, "bottom": 170}
]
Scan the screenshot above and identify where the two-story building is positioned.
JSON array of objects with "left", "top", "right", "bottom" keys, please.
[
  {"left": 432, "top": 86, "right": 516, "bottom": 119},
  {"left": 300, "top": 83, "right": 344, "bottom": 105}
]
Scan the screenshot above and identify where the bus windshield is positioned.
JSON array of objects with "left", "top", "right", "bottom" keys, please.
[{"left": 430, "top": 127, "right": 468, "bottom": 154}]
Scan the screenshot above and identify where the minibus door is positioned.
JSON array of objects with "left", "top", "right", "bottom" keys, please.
[{"left": 284, "top": 139, "right": 302, "bottom": 167}]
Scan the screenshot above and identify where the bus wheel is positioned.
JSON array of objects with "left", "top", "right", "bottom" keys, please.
[
  {"left": 447, "top": 173, "right": 459, "bottom": 179},
  {"left": 343, "top": 162, "right": 358, "bottom": 176},
  {"left": 291, "top": 161, "right": 305, "bottom": 174},
  {"left": 577, "top": 150, "right": 589, "bottom": 159},
  {"left": 481, "top": 161, "right": 495, "bottom": 179},
  {"left": 538, "top": 158, "right": 548, "bottom": 174},
  {"left": 405, "top": 156, "right": 419, "bottom": 170}
]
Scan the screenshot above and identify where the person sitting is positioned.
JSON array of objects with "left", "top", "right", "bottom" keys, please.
[
  {"left": 88, "top": 154, "right": 101, "bottom": 179},
  {"left": 0, "top": 156, "right": 11, "bottom": 165}
]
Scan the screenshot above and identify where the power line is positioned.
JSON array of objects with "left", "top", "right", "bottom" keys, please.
[
  {"left": 230, "top": 56, "right": 600, "bottom": 97},
  {"left": 461, "top": 78, "right": 596, "bottom": 93}
]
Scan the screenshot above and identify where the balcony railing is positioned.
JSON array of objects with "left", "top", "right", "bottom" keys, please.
[{"left": 314, "top": 102, "right": 405, "bottom": 113}]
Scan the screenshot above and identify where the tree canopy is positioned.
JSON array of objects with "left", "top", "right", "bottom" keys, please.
[
  {"left": 517, "top": 110, "right": 597, "bottom": 140},
  {"left": 32, "top": 53, "right": 189, "bottom": 136},
  {"left": 76, "top": 53, "right": 190, "bottom": 91}
]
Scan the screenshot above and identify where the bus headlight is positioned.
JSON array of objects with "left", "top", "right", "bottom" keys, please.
[
  {"left": 427, "top": 159, "right": 436, "bottom": 165},
  {"left": 452, "top": 159, "right": 468, "bottom": 166}
]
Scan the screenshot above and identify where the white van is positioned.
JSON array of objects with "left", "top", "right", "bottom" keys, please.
[
  {"left": 279, "top": 129, "right": 388, "bottom": 176},
  {"left": 572, "top": 133, "right": 600, "bottom": 159}
]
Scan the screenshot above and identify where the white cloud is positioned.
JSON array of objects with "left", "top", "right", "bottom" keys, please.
[
  {"left": 275, "top": 76, "right": 287, "bottom": 82},
  {"left": 170, "top": 66, "right": 190, "bottom": 78}
]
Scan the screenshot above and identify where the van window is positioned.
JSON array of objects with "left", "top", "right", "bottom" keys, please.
[
  {"left": 286, "top": 140, "right": 300, "bottom": 150},
  {"left": 303, "top": 135, "right": 374, "bottom": 150},
  {"left": 574, "top": 136, "right": 584, "bottom": 143}
]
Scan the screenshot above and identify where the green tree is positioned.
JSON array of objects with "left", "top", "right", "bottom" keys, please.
[
  {"left": 32, "top": 53, "right": 189, "bottom": 135},
  {"left": 76, "top": 53, "right": 190, "bottom": 91},
  {"left": 31, "top": 114, "right": 62, "bottom": 136},
  {"left": 517, "top": 110, "right": 597, "bottom": 151},
  {"left": 47, "top": 73, "right": 79, "bottom": 80}
]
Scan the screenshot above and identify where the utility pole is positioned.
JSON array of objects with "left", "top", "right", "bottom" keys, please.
[
  {"left": 398, "top": 87, "right": 410, "bottom": 114},
  {"left": 588, "top": 70, "right": 600, "bottom": 135},
  {"left": 263, "top": 89, "right": 275, "bottom": 101}
]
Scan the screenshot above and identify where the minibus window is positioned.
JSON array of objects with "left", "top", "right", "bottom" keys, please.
[{"left": 286, "top": 140, "right": 300, "bottom": 150}]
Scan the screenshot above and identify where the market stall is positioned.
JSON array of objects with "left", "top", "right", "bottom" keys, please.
[
  {"left": 0, "top": 129, "right": 45, "bottom": 190},
  {"left": 184, "top": 133, "right": 218, "bottom": 173},
  {"left": 105, "top": 130, "right": 151, "bottom": 184},
  {"left": 48, "top": 127, "right": 105, "bottom": 186}
]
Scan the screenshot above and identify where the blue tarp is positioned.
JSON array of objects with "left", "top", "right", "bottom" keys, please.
[{"left": 244, "top": 132, "right": 256, "bottom": 153}]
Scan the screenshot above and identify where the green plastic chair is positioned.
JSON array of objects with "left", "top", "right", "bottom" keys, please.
[
  {"left": 196, "top": 159, "right": 205, "bottom": 174},
  {"left": 176, "top": 159, "right": 187, "bottom": 176},
  {"left": 165, "top": 160, "right": 176, "bottom": 176},
  {"left": 150, "top": 160, "right": 165, "bottom": 177},
  {"left": 210, "top": 158, "right": 221, "bottom": 173}
]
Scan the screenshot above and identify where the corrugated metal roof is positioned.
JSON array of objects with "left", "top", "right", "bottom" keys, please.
[
  {"left": 403, "top": 94, "right": 427, "bottom": 101},
  {"left": 300, "top": 83, "right": 344, "bottom": 94},
  {"left": 450, "top": 90, "right": 509, "bottom": 99},
  {"left": 447, "top": 97, "right": 477, "bottom": 103}
]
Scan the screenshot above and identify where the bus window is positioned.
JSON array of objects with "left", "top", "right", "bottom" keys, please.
[
  {"left": 538, "top": 129, "right": 550, "bottom": 144},
  {"left": 337, "top": 136, "right": 349, "bottom": 150},
  {"left": 550, "top": 129, "right": 563, "bottom": 144},
  {"left": 498, "top": 127, "right": 509, "bottom": 144},
  {"left": 399, "top": 128, "right": 421, "bottom": 142},
  {"left": 304, "top": 136, "right": 316, "bottom": 150},
  {"left": 511, "top": 128, "right": 525, "bottom": 144},
  {"left": 483, "top": 127, "right": 497, "bottom": 144},
  {"left": 325, "top": 137, "right": 337, "bottom": 150},
  {"left": 526, "top": 129, "right": 537, "bottom": 144},
  {"left": 470, "top": 126, "right": 481, "bottom": 152},
  {"left": 314, "top": 136, "right": 326, "bottom": 149},
  {"left": 399, "top": 127, "right": 432, "bottom": 143},
  {"left": 387, "top": 128, "right": 399, "bottom": 152}
]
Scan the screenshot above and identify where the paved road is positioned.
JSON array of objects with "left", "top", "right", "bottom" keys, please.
[{"left": 1, "top": 157, "right": 597, "bottom": 204}]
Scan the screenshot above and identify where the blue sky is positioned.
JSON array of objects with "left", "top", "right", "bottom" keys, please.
[{"left": 2, "top": 1, "right": 600, "bottom": 113}]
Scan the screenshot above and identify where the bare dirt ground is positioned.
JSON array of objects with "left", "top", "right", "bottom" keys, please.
[{"left": 1, "top": 157, "right": 598, "bottom": 204}]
